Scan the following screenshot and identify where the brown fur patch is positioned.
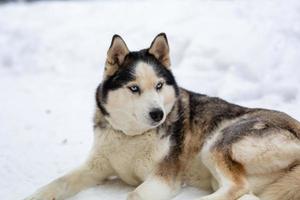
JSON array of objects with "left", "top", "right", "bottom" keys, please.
[{"left": 213, "top": 150, "right": 246, "bottom": 184}]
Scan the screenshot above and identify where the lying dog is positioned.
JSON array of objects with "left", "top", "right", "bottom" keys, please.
[{"left": 25, "top": 33, "right": 300, "bottom": 200}]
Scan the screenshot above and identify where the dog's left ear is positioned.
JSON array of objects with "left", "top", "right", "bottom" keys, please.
[{"left": 148, "top": 33, "right": 171, "bottom": 68}]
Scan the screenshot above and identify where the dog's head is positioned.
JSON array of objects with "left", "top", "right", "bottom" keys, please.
[{"left": 96, "top": 33, "right": 179, "bottom": 135}]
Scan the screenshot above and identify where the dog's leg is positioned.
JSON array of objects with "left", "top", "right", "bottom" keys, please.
[
  {"left": 127, "top": 174, "right": 181, "bottom": 200},
  {"left": 197, "top": 150, "right": 249, "bottom": 200},
  {"left": 127, "top": 152, "right": 184, "bottom": 200},
  {"left": 24, "top": 155, "right": 113, "bottom": 200},
  {"left": 127, "top": 134, "right": 187, "bottom": 200}
]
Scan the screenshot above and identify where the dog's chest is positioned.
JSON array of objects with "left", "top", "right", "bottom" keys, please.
[{"left": 93, "top": 128, "right": 170, "bottom": 186}]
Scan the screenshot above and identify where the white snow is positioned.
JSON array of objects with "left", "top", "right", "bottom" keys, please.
[{"left": 1, "top": 0, "right": 300, "bottom": 199}]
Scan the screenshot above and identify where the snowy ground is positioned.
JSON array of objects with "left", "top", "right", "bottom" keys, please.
[{"left": 1, "top": 0, "right": 300, "bottom": 199}]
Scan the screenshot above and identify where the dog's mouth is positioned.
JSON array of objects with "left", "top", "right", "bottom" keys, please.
[
  {"left": 151, "top": 121, "right": 161, "bottom": 127},
  {"left": 149, "top": 117, "right": 166, "bottom": 127}
]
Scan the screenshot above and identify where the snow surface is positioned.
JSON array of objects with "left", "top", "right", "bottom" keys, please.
[{"left": 1, "top": 0, "right": 300, "bottom": 199}]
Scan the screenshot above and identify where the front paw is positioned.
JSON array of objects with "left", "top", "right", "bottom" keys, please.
[
  {"left": 238, "top": 194, "right": 261, "bottom": 200},
  {"left": 127, "top": 191, "right": 143, "bottom": 200}
]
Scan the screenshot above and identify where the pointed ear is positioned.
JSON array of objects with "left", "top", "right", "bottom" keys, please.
[
  {"left": 148, "top": 33, "right": 170, "bottom": 68},
  {"left": 105, "top": 35, "right": 129, "bottom": 76}
]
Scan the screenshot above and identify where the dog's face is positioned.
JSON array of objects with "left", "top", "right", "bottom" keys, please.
[{"left": 97, "top": 33, "right": 179, "bottom": 135}]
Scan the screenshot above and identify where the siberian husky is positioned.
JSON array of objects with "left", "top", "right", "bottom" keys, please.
[{"left": 25, "top": 33, "right": 300, "bottom": 200}]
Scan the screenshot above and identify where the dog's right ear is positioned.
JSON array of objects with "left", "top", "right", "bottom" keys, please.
[
  {"left": 148, "top": 33, "right": 170, "bottom": 68},
  {"left": 104, "top": 35, "right": 129, "bottom": 76}
]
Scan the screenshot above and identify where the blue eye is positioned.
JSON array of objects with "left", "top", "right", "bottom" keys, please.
[
  {"left": 156, "top": 82, "right": 164, "bottom": 91},
  {"left": 128, "top": 85, "right": 140, "bottom": 93}
]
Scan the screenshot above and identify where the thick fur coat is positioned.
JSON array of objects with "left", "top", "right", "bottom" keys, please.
[{"left": 25, "top": 33, "right": 300, "bottom": 200}]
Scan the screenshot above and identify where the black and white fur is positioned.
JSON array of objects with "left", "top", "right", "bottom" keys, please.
[{"left": 25, "top": 33, "right": 300, "bottom": 200}]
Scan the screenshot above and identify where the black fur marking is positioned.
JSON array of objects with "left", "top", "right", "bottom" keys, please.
[
  {"left": 133, "top": 49, "right": 179, "bottom": 95},
  {"left": 95, "top": 84, "right": 109, "bottom": 116},
  {"left": 101, "top": 66, "right": 135, "bottom": 102},
  {"left": 212, "top": 109, "right": 300, "bottom": 151},
  {"left": 213, "top": 118, "right": 269, "bottom": 151},
  {"left": 166, "top": 99, "right": 185, "bottom": 159},
  {"left": 186, "top": 90, "right": 251, "bottom": 139},
  {"left": 284, "top": 126, "right": 300, "bottom": 139},
  {"left": 188, "top": 90, "right": 206, "bottom": 126},
  {"left": 129, "top": 49, "right": 178, "bottom": 92},
  {"left": 98, "top": 48, "right": 179, "bottom": 109}
]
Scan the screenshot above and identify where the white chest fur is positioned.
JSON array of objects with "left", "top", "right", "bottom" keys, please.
[
  {"left": 90, "top": 127, "right": 213, "bottom": 190},
  {"left": 91, "top": 127, "right": 171, "bottom": 186}
]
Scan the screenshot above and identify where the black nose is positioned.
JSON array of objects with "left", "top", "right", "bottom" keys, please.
[{"left": 149, "top": 108, "right": 164, "bottom": 122}]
